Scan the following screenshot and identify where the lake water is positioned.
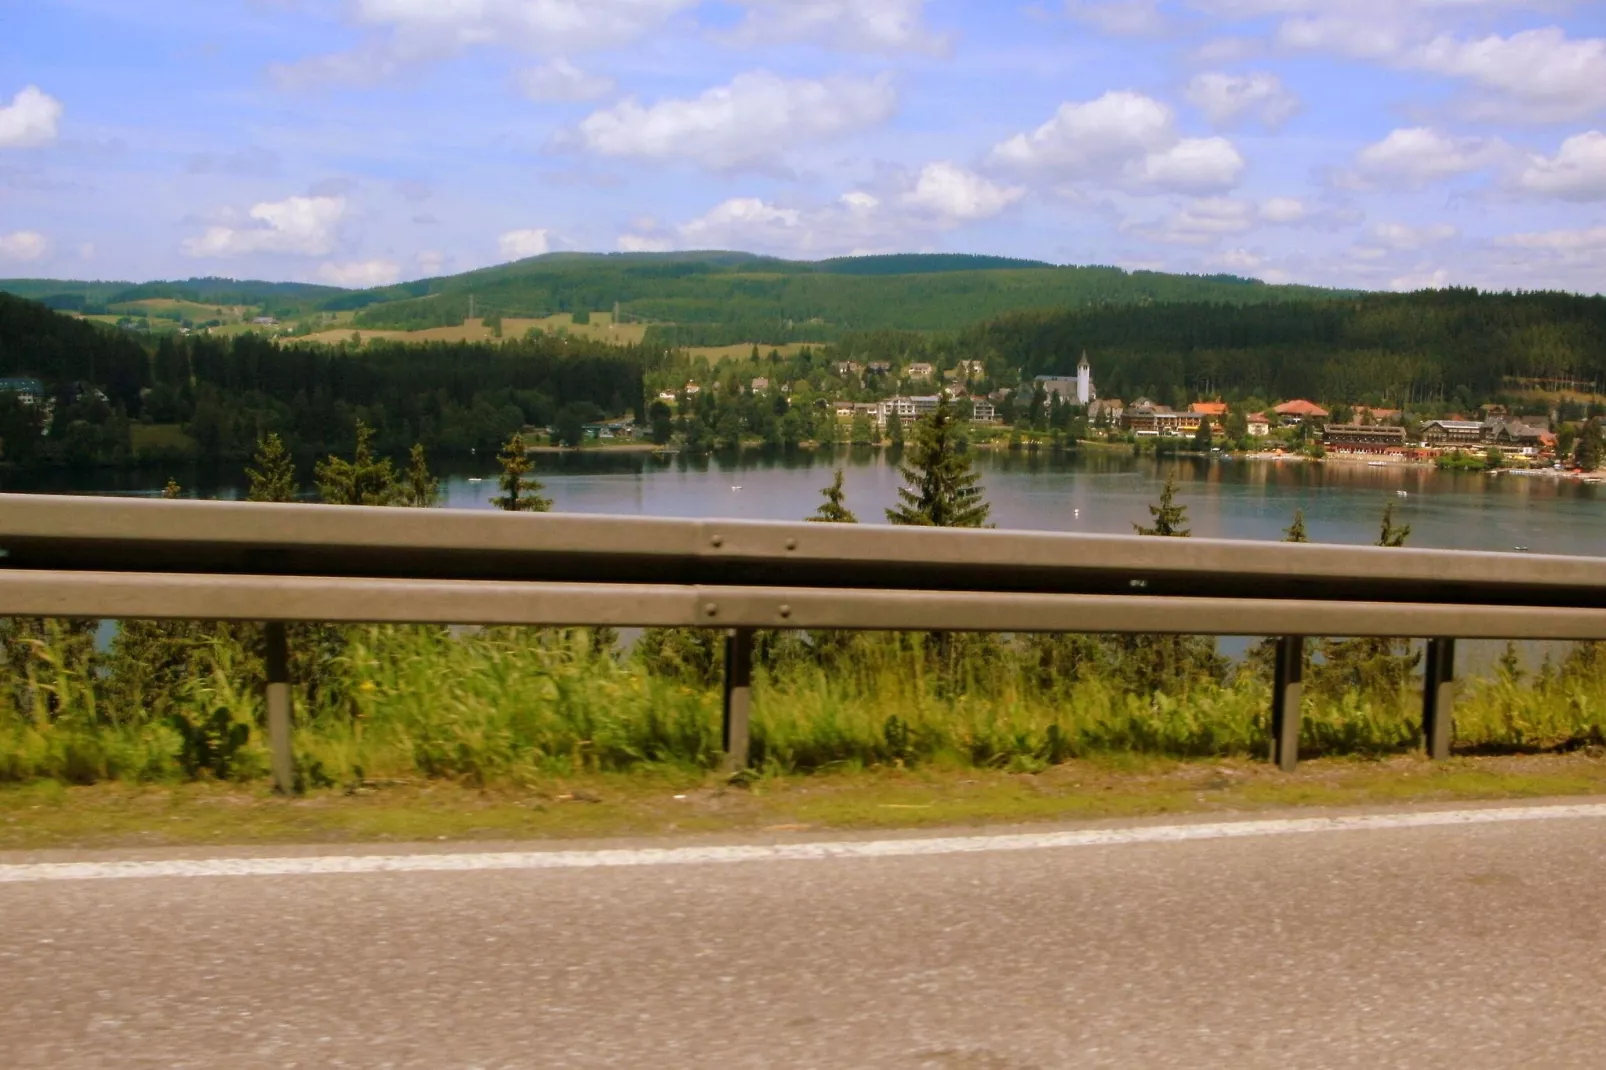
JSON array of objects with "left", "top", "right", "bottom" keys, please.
[{"left": 8, "top": 448, "right": 1600, "bottom": 557}]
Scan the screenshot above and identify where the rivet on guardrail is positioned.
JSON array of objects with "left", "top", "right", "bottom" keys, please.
[
  {"left": 710, "top": 535, "right": 725, "bottom": 548},
  {"left": 785, "top": 538, "right": 798, "bottom": 551},
  {"left": 778, "top": 604, "right": 792, "bottom": 619},
  {"left": 704, "top": 602, "right": 719, "bottom": 617}
]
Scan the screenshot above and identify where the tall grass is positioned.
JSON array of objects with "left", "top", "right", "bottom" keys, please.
[{"left": 1, "top": 622, "right": 1604, "bottom": 787}]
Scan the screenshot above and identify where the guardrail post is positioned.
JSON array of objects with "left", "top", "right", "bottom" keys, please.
[
  {"left": 1269, "top": 635, "right": 1304, "bottom": 772},
  {"left": 264, "top": 622, "right": 296, "bottom": 794},
  {"left": 1423, "top": 637, "right": 1455, "bottom": 761},
  {"left": 722, "top": 627, "right": 754, "bottom": 772}
]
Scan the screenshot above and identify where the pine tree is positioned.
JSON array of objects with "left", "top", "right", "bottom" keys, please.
[
  {"left": 886, "top": 408, "right": 904, "bottom": 446},
  {"left": 809, "top": 470, "right": 858, "bottom": 523},
  {"left": 1135, "top": 475, "right": 1190, "bottom": 536},
  {"left": 246, "top": 433, "right": 298, "bottom": 503},
  {"left": 1191, "top": 417, "right": 1214, "bottom": 452},
  {"left": 1377, "top": 501, "right": 1410, "bottom": 547},
  {"left": 403, "top": 443, "right": 439, "bottom": 508},
  {"left": 161, "top": 478, "right": 181, "bottom": 499},
  {"left": 1575, "top": 418, "right": 1603, "bottom": 471},
  {"left": 315, "top": 419, "right": 397, "bottom": 506},
  {"left": 493, "top": 432, "right": 552, "bottom": 512},
  {"left": 886, "top": 395, "right": 990, "bottom": 527},
  {"left": 1284, "top": 509, "right": 1308, "bottom": 543}
]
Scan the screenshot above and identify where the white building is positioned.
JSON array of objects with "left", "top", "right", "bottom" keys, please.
[
  {"left": 1036, "top": 353, "right": 1097, "bottom": 406},
  {"left": 1077, "top": 352, "right": 1094, "bottom": 406}
]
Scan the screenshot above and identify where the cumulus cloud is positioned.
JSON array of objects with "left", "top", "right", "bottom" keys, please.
[
  {"left": 183, "top": 195, "right": 347, "bottom": 257},
  {"left": 1353, "top": 126, "right": 1503, "bottom": 187},
  {"left": 1497, "top": 225, "right": 1606, "bottom": 254},
  {"left": 1064, "top": 0, "right": 1168, "bottom": 37},
  {"left": 1411, "top": 28, "right": 1606, "bottom": 122},
  {"left": 1370, "top": 221, "right": 1458, "bottom": 249},
  {"left": 1184, "top": 72, "right": 1300, "bottom": 128},
  {"left": 318, "top": 259, "right": 401, "bottom": 287},
  {"left": 1258, "top": 197, "right": 1306, "bottom": 223},
  {"left": 1518, "top": 131, "right": 1606, "bottom": 202},
  {"left": 1390, "top": 266, "right": 1451, "bottom": 291},
  {"left": 722, "top": 0, "right": 946, "bottom": 55},
  {"left": 573, "top": 71, "right": 896, "bottom": 171},
  {"left": 901, "top": 162, "right": 1023, "bottom": 223},
  {"left": 498, "top": 228, "right": 551, "bottom": 259},
  {"left": 621, "top": 163, "right": 1020, "bottom": 257},
  {"left": 273, "top": 0, "right": 696, "bottom": 88},
  {"left": 0, "top": 86, "right": 63, "bottom": 149},
  {"left": 518, "top": 59, "right": 615, "bottom": 103},
  {"left": 990, "top": 91, "right": 1245, "bottom": 193},
  {"left": 1130, "top": 197, "right": 1258, "bottom": 245},
  {"left": 0, "top": 231, "right": 47, "bottom": 261}
]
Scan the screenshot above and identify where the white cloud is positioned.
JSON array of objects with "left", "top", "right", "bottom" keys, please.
[
  {"left": 1497, "top": 225, "right": 1606, "bottom": 253},
  {"left": 0, "top": 86, "right": 63, "bottom": 149},
  {"left": 1134, "top": 197, "right": 1259, "bottom": 245},
  {"left": 1064, "top": 0, "right": 1168, "bottom": 36},
  {"left": 416, "top": 250, "right": 447, "bottom": 275},
  {"left": 1518, "top": 131, "right": 1606, "bottom": 202},
  {"left": 574, "top": 71, "right": 896, "bottom": 171},
  {"left": 1371, "top": 221, "right": 1458, "bottom": 249},
  {"left": 0, "top": 231, "right": 47, "bottom": 261},
  {"left": 518, "top": 59, "right": 615, "bottom": 102},
  {"left": 273, "top": 0, "right": 696, "bottom": 87},
  {"left": 318, "top": 259, "right": 401, "bottom": 287},
  {"left": 901, "top": 162, "right": 1023, "bottom": 223},
  {"left": 1354, "top": 127, "right": 1502, "bottom": 186},
  {"left": 1411, "top": 28, "right": 1606, "bottom": 122},
  {"left": 617, "top": 234, "right": 675, "bottom": 253},
  {"left": 991, "top": 91, "right": 1245, "bottom": 193},
  {"left": 723, "top": 0, "right": 946, "bottom": 55},
  {"left": 183, "top": 196, "right": 347, "bottom": 258},
  {"left": 498, "top": 228, "right": 551, "bottom": 259},
  {"left": 1390, "top": 266, "right": 1451, "bottom": 290},
  {"left": 1216, "top": 247, "right": 1265, "bottom": 270},
  {"left": 1184, "top": 72, "right": 1300, "bottom": 128},
  {"left": 1258, "top": 197, "right": 1306, "bottom": 222}
]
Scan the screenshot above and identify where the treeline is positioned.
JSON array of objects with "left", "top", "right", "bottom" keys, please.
[
  {"left": 0, "top": 293, "right": 650, "bottom": 467},
  {"left": 966, "top": 288, "right": 1606, "bottom": 407}
]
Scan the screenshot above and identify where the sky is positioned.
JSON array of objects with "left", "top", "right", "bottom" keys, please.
[{"left": 1, "top": 0, "right": 1604, "bottom": 293}]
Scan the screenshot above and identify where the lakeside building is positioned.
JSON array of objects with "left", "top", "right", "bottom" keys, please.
[
  {"left": 750, "top": 377, "right": 770, "bottom": 392},
  {"left": 1274, "top": 399, "right": 1330, "bottom": 426},
  {"left": 1420, "top": 419, "right": 1486, "bottom": 447},
  {"left": 0, "top": 377, "right": 46, "bottom": 406},
  {"left": 905, "top": 362, "right": 935, "bottom": 381},
  {"left": 1247, "top": 412, "right": 1271, "bottom": 436},
  {"left": 968, "top": 397, "right": 998, "bottom": 423},
  {"left": 1322, "top": 424, "right": 1410, "bottom": 454}
]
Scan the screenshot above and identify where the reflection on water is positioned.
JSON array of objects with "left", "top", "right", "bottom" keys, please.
[{"left": 3, "top": 446, "right": 1601, "bottom": 555}]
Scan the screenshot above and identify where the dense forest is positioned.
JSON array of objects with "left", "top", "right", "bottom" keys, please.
[
  {"left": 964, "top": 289, "right": 1606, "bottom": 408},
  {"left": 0, "top": 292, "right": 648, "bottom": 467}
]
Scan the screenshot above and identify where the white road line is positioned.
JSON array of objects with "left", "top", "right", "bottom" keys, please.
[{"left": 3, "top": 803, "right": 1605, "bottom": 884}]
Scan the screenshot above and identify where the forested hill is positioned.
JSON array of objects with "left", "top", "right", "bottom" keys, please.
[
  {"left": 6, "top": 252, "right": 1342, "bottom": 343},
  {"left": 338, "top": 252, "right": 1340, "bottom": 342},
  {"left": 966, "top": 289, "right": 1606, "bottom": 407},
  {"left": 0, "top": 291, "right": 646, "bottom": 467}
]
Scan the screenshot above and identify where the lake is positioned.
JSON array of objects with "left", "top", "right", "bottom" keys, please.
[{"left": 6, "top": 447, "right": 1600, "bottom": 557}]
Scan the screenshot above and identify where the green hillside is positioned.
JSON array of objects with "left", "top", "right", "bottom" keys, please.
[{"left": 0, "top": 276, "right": 344, "bottom": 316}]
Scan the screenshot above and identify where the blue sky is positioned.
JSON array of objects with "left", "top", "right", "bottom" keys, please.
[{"left": 2, "top": 0, "right": 1604, "bottom": 292}]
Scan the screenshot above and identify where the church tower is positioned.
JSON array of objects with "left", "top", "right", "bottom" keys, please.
[{"left": 1076, "top": 351, "right": 1094, "bottom": 406}]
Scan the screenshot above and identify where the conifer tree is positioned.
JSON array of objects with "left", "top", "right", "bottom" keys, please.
[
  {"left": 246, "top": 433, "right": 298, "bottom": 503},
  {"left": 492, "top": 432, "right": 552, "bottom": 512},
  {"left": 1135, "top": 475, "right": 1189, "bottom": 536},
  {"left": 887, "top": 396, "right": 990, "bottom": 527},
  {"left": 161, "top": 478, "right": 181, "bottom": 499},
  {"left": 1284, "top": 509, "right": 1309, "bottom": 543},
  {"left": 1377, "top": 501, "right": 1410, "bottom": 547},
  {"left": 403, "top": 443, "right": 439, "bottom": 508},
  {"left": 808, "top": 470, "right": 857, "bottom": 523},
  {"left": 1575, "top": 418, "right": 1603, "bottom": 471},
  {"left": 315, "top": 420, "right": 397, "bottom": 506}
]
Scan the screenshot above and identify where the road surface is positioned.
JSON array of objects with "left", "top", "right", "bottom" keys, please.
[{"left": 4, "top": 801, "right": 1606, "bottom": 1068}]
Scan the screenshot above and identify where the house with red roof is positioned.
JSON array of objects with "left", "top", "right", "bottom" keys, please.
[{"left": 1274, "top": 399, "right": 1330, "bottom": 426}]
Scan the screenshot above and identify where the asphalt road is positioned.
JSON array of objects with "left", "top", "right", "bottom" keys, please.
[{"left": 4, "top": 803, "right": 1606, "bottom": 1069}]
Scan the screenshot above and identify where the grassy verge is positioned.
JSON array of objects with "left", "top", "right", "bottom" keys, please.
[{"left": 6, "top": 752, "right": 1606, "bottom": 853}]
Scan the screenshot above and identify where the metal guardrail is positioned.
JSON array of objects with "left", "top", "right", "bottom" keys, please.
[{"left": 1, "top": 493, "right": 1602, "bottom": 788}]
